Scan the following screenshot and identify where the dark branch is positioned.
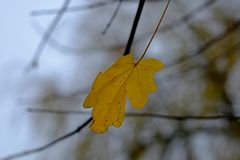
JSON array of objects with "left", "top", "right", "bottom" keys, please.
[
  {"left": 25, "top": 0, "right": 71, "bottom": 72},
  {"left": 28, "top": 108, "right": 240, "bottom": 121},
  {"left": 124, "top": 0, "right": 146, "bottom": 55},
  {"left": 0, "top": 118, "right": 92, "bottom": 160},
  {"left": 127, "top": 113, "right": 240, "bottom": 121}
]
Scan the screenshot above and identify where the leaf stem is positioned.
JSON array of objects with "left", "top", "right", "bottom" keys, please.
[{"left": 136, "top": 0, "right": 171, "bottom": 64}]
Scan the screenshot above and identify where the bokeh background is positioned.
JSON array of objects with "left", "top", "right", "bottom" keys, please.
[{"left": 0, "top": 0, "right": 240, "bottom": 159}]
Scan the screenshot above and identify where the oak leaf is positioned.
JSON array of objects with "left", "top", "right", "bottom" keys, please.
[{"left": 83, "top": 54, "right": 164, "bottom": 133}]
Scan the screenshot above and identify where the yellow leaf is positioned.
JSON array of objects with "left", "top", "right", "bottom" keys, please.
[{"left": 83, "top": 54, "right": 164, "bottom": 133}]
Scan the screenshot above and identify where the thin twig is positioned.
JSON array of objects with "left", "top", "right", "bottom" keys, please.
[
  {"left": 0, "top": 118, "right": 92, "bottom": 160},
  {"left": 102, "top": 0, "right": 123, "bottom": 35},
  {"left": 126, "top": 113, "right": 240, "bottom": 121},
  {"left": 25, "top": 0, "right": 71, "bottom": 72},
  {"left": 28, "top": 108, "right": 240, "bottom": 121},
  {"left": 31, "top": 0, "right": 117, "bottom": 16},
  {"left": 30, "top": 0, "right": 163, "bottom": 17},
  {"left": 166, "top": 19, "right": 240, "bottom": 68},
  {"left": 28, "top": 108, "right": 90, "bottom": 115}
]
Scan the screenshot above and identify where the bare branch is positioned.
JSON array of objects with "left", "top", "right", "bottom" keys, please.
[
  {"left": 25, "top": 0, "right": 71, "bottom": 72},
  {"left": 167, "top": 19, "right": 240, "bottom": 68},
  {"left": 124, "top": 0, "right": 146, "bottom": 55},
  {"left": 127, "top": 113, "right": 240, "bottom": 121},
  {"left": 28, "top": 108, "right": 90, "bottom": 115},
  {"left": 193, "top": 20, "right": 240, "bottom": 55},
  {"left": 28, "top": 108, "right": 240, "bottom": 121},
  {"left": 30, "top": 0, "right": 117, "bottom": 17},
  {"left": 0, "top": 118, "right": 92, "bottom": 160},
  {"left": 102, "top": 0, "right": 123, "bottom": 35}
]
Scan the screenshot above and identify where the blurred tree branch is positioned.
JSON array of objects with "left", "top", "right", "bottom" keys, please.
[
  {"left": 25, "top": 0, "right": 72, "bottom": 72},
  {"left": 0, "top": 118, "right": 92, "bottom": 160},
  {"left": 27, "top": 108, "right": 240, "bottom": 121},
  {"left": 166, "top": 18, "right": 240, "bottom": 68},
  {"left": 102, "top": 0, "right": 123, "bottom": 35},
  {"left": 31, "top": 0, "right": 117, "bottom": 16}
]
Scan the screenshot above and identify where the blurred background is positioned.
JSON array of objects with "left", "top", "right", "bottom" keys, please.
[{"left": 0, "top": 0, "right": 240, "bottom": 159}]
